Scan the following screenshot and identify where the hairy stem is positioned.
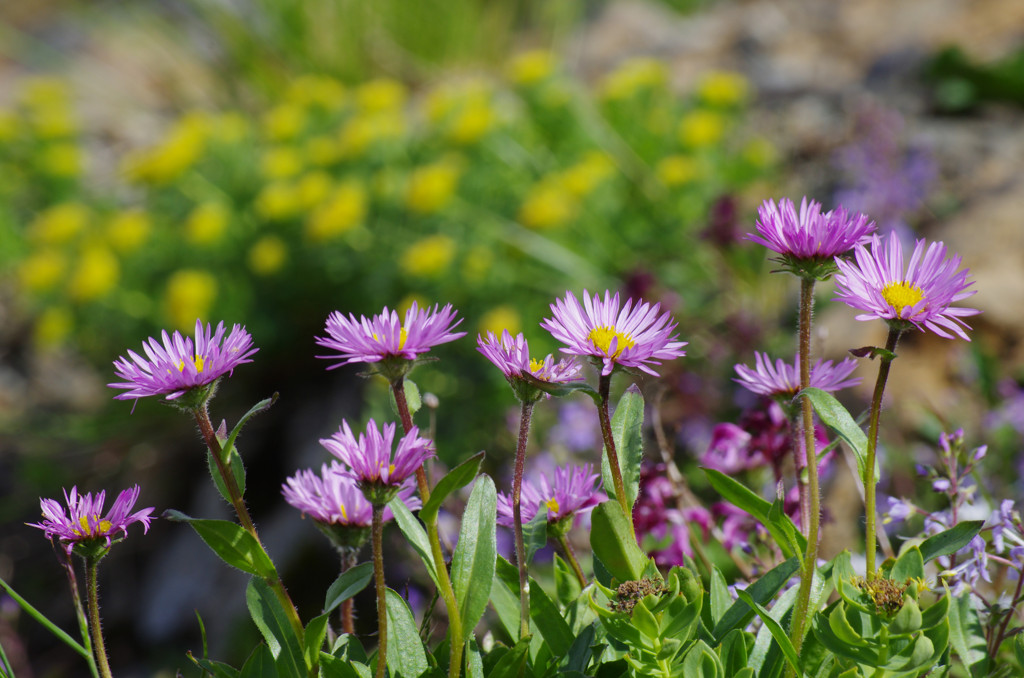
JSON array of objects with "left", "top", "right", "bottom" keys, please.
[
  {"left": 59, "top": 550, "right": 99, "bottom": 678},
  {"left": 554, "top": 534, "right": 588, "bottom": 589},
  {"left": 339, "top": 548, "right": 360, "bottom": 635},
  {"left": 864, "top": 328, "right": 902, "bottom": 580},
  {"left": 597, "top": 373, "right": 633, "bottom": 537},
  {"left": 84, "top": 557, "right": 113, "bottom": 678},
  {"left": 372, "top": 505, "right": 387, "bottom": 678},
  {"left": 391, "top": 378, "right": 464, "bottom": 677},
  {"left": 512, "top": 401, "right": 535, "bottom": 640}
]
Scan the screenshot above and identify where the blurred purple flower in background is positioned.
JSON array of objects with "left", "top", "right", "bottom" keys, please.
[
  {"left": 632, "top": 462, "right": 711, "bottom": 567},
  {"left": 547, "top": 401, "right": 601, "bottom": 453}
]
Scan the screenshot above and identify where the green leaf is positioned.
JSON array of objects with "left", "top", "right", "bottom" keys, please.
[
  {"left": 523, "top": 510, "right": 548, "bottom": 567},
  {"left": 304, "top": 613, "right": 330, "bottom": 669},
  {"left": 166, "top": 510, "right": 277, "bottom": 578},
  {"left": 799, "top": 387, "right": 872, "bottom": 481},
  {"left": 386, "top": 588, "right": 429, "bottom": 678},
  {"left": 717, "top": 629, "right": 750, "bottom": 675},
  {"left": 207, "top": 447, "right": 246, "bottom": 505},
  {"left": 891, "top": 546, "right": 925, "bottom": 581},
  {"left": 245, "top": 578, "right": 306, "bottom": 677},
  {"left": 392, "top": 380, "right": 421, "bottom": 417},
  {"left": 948, "top": 590, "right": 989, "bottom": 678},
  {"left": 389, "top": 499, "right": 438, "bottom": 587},
  {"left": 920, "top": 521, "right": 984, "bottom": 563},
  {"left": 553, "top": 554, "right": 582, "bottom": 607},
  {"left": 1015, "top": 633, "right": 1024, "bottom": 672},
  {"left": 190, "top": 655, "right": 241, "bottom": 678},
  {"left": 319, "top": 653, "right": 371, "bottom": 678},
  {"left": 735, "top": 589, "right": 803, "bottom": 677},
  {"left": 589, "top": 501, "right": 648, "bottom": 583},
  {"left": 529, "top": 571, "right": 574, "bottom": 657},
  {"left": 682, "top": 639, "right": 724, "bottom": 678},
  {"left": 324, "top": 562, "right": 374, "bottom": 614},
  {"left": 709, "top": 567, "right": 732, "bottom": 626},
  {"left": 419, "top": 451, "right": 485, "bottom": 524},
  {"left": 0, "top": 575, "right": 91, "bottom": 660},
  {"left": 240, "top": 644, "right": 276, "bottom": 678},
  {"left": 485, "top": 638, "right": 530, "bottom": 678},
  {"left": 601, "top": 384, "right": 644, "bottom": 508},
  {"left": 451, "top": 475, "right": 498, "bottom": 642},
  {"left": 711, "top": 557, "right": 800, "bottom": 642},
  {"left": 223, "top": 394, "right": 278, "bottom": 462},
  {"left": 703, "top": 469, "right": 806, "bottom": 559}
]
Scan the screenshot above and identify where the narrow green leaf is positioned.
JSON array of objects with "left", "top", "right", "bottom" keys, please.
[
  {"left": 419, "top": 451, "right": 484, "bottom": 525},
  {"left": 709, "top": 567, "right": 732, "bottom": 626},
  {"left": 207, "top": 447, "right": 246, "bottom": 506},
  {"left": 240, "top": 644, "right": 276, "bottom": 678},
  {"left": 682, "top": 639, "right": 724, "bottom": 677},
  {"left": 703, "top": 469, "right": 806, "bottom": 558},
  {"left": 466, "top": 639, "right": 485, "bottom": 678},
  {"left": 920, "top": 521, "right": 984, "bottom": 563},
  {"left": 319, "top": 653, "right": 371, "bottom": 678},
  {"left": 386, "top": 588, "right": 429, "bottom": 678},
  {"left": 485, "top": 638, "right": 530, "bottom": 678},
  {"left": 589, "top": 501, "right": 647, "bottom": 583},
  {"left": 389, "top": 499, "right": 438, "bottom": 587},
  {"left": 948, "top": 590, "right": 989, "bottom": 678},
  {"left": 718, "top": 629, "right": 750, "bottom": 675},
  {"left": 799, "top": 387, "right": 872, "bottom": 481},
  {"left": 190, "top": 655, "right": 241, "bottom": 678},
  {"left": 528, "top": 572, "right": 574, "bottom": 656},
  {"left": 711, "top": 557, "right": 800, "bottom": 641},
  {"left": 891, "top": 546, "right": 925, "bottom": 581},
  {"left": 451, "top": 476, "right": 498, "bottom": 641},
  {"left": 735, "top": 589, "right": 803, "bottom": 677},
  {"left": 304, "top": 613, "right": 330, "bottom": 669},
  {"left": 245, "top": 578, "right": 305, "bottom": 677},
  {"left": 523, "top": 510, "right": 548, "bottom": 567},
  {"left": 324, "top": 562, "right": 374, "bottom": 614},
  {"left": 553, "top": 554, "right": 582, "bottom": 607},
  {"left": 165, "top": 510, "right": 277, "bottom": 578},
  {"left": 601, "top": 384, "right": 644, "bottom": 508},
  {"left": 0, "top": 576, "right": 90, "bottom": 660},
  {"left": 223, "top": 394, "right": 278, "bottom": 462}
]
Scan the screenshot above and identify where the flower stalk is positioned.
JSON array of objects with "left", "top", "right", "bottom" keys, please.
[
  {"left": 512, "top": 400, "right": 536, "bottom": 639},
  {"left": 84, "top": 555, "right": 113, "bottom": 678},
  {"left": 598, "top": 373, "right": 633, "bottom": 536},
  {"left": 371, "top": 504, "right": 388, "bottom": 678},
  {"left": 554, "top": 533, "right": 588, "bottom": 589},
  {"left": 864, "top": 327, "right": 903, "bottom": 579}
]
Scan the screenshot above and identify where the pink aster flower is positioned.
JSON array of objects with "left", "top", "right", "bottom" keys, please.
[
  {"left": 540, "top": 290, "right": 687, "bottom": 377},
  {"left": 497, "top": 463, "right": 605, "bottom": 527},
  {"left": 109, "top": 320, "right": 257, "bottom": 402},
  {"left": 833, "top": 232, "right": 979, "bottom": 340},
  {"left": 748, "top": 197, "right": 875, "bottom": 260},
  {"left": 28, "top": 485, "right": 154, "bottom": 555},
  {"left": 283, "top": 462, "right": 420, "bottom": 527},
  {"left": 477, "top": 330, "right": 582, "bottom": 401},
  {"left": 733, "top": 352, "right": 861, "bottom": 398},
  {"left": 320, "top": 419, "right": 434, "bottom": 495},
  {"left": 315, "top": 301, "right": 466, "bottom": 369}
]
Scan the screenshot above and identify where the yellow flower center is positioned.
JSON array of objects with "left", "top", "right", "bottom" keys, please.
[
  {"left": 881, "top": 281, "right": 924, "bottom": 315},
  {"left": 73, "top": 516, "right": 112, "bottom": 537},
  {"left": 338, "top": 503, "right": 348, "bottom": 521},
  {"left": 372, "top": 327, "right": 408, "bottom": 349},
  {"left": 177, "top": 356, "right": 206, "bottom": 373},
  {"left": 544, "top": 497, "right": 560, "bottom": 514},
  {"left": 587, "top": 326, "right": 636, "bottom": 359},
  {"left": 528, "top": 358, "right": 545, "bottom": 374}
]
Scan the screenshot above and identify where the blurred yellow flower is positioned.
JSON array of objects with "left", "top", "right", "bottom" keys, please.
[
  {"left": 261, "top": 146, "right": 303, "bottom": 179},
  {"left": 19, "top": 78, "right": 70, "bottom": 110},
  {"left": 655, "top": 155, "right": 698, "bottom": 187},
  {"left": 30, "top": 110, "right": 77, "bottom": 139},
  {"left": 68, "top": 245, "right": 119, "bottom": 301},
  {"left": 698, "top": 71, "right": 749, "bottom": 107},
  {"left": 398, "top": 294, "right": 428, "bottom": 317},
  {"left": 461, "top": 244, "right": 494, "bottom": 282},
  {"left": 507, "top": 51, "right": 556, "bottom": 85},
  {"left": 356, "top": 79, "right": 407, "bottom": 113},
  {"left": 122, "top": 113, "right": 207, "bottom": 185},
  {"left": 106, "top": 210, "right": 152, "bottom": 253},
  {"left": 255, "top": 182, "right": 302, "bottom": 221},
  {"left": 519, "top": 181, "right": 576, "bottom": 229},
  {"left": 400, "top": 234, "right": 456, "bottom": 278},
  {"left": 337, "top": 113, "right": 405, "bottom": 158},
  {"left": 210, "top": 112, "right": 250, "bottom": 144},
  {"left": 262, "top": 104, "right": 306, "bottom": 141},
  {"left": 742, "top": 137, "right": 777, "bottom": 168},
  {"left": 39, "top": 143, "right": 81, "bottom": 177},
  {"left": 248, "top": 236, "right": 288, "bottom": 275},
  {"left": 478, "top": 305, "right": 521, "bottom": 337},
  {"left": 185, "top": 202, "right": 231, "bottom": 245},
  {"left": 29, "top": 203, "right": 90, "bottom": 245},
  {"left": 601, "top": 58, "right": 668, "bottom": 101},
  {"left": 561, "top": 152, "right": 615, "bottom": 198},
  {"left": 406, "top": 160, "right": 462, "bottom": 214},
  {"left": 288, "top": 75, "right": 348, "bottom": 110},
  {"left": 677, "top": 110, "right": 725, "bottom": 148},
  {"left": 297, "top": 171, "right": 333, "bottom": 208},
  {"left": 305, "top": 180, "right": 367, "bottom": 241},
  {"left": 449, "top": 101, "right": 496, "bottom": 145},
  {"left": 18, "top": 250, "right": 67, "bottom": 292},
  {"left": 0, "top": 110, "right": 19, "bottom": 142},
  {"left": 305, "top": 135, "right": 340, "bottom": 166},
  {"left": 164, "top": 269, "right": 217, "bottom": 331},
  {"left": 34, "top": 306, "right": 73, "bottom": 348}
]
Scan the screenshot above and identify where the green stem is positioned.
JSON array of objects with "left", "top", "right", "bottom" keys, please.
[
  {"left": 193, "top": 406, "right": 308, "bottom": 664},
  {"left": 338, "top": 548, "right": 360, "bottom": 636},
  {"left": 554, "top": 534, "right": 588, "bottom": 589},
  {"left": 512, "top": 401, "right": 535, "bottom": 640},
  {"left": 84, "top": 557, "right": 113, "bottom": 678},
  {"left": 790, "top": 278, "right": 821, "bottom": 657},
  {"left": 597, "top": 373, "right": 633, "bottom": 537},
  {"left": 372, "top": 505, "right": 387, "bottom": 678},
  {"left": 864, "top": 327, "right": 902, "bottom": 580},
  {"left": 391, "top": 379, "right": 464, "bottom": 678}
]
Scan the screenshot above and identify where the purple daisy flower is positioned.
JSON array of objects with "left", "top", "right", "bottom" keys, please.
[
  {"left": 497, "top": 463, "right": 605, "bottom": 527},
  {"left": 748, "top": 197, "right": 875, "bottom": 260},
  {"left": 283, "top": 462, "right": 420, "bottom": 527},
  {"left": 833, "top": 232, "right": 980, "bottom": 340},
  {"left": 315, "top": 301, "right": 466, "bottom": 369},
  {"left": 540, "top": 290, "right": 687, "bottom": 377},
  {"left": 733, "top": 352, "right": 861, "bottom": 398},
  {"left": 320, "top": 419, "right": 434, "bottom": 496},
  {"left": 28, "top": 485, "right": 154, "bottom": 555},
  {"left": 109, "top": 320, "right": 258, "bottom": 402},
  {"left": 478, "top": 330, "right": 582, "bottom": 401}
]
